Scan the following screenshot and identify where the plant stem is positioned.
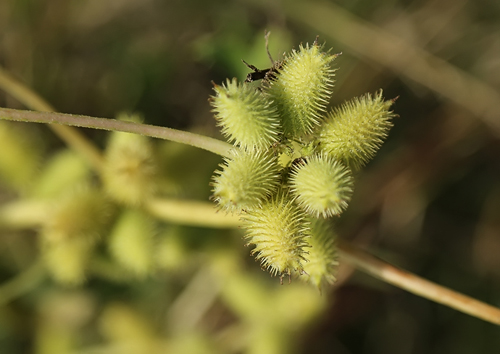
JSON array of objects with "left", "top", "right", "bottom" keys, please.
[
  {"left": 167, "top": 266, "right": 221, "bottom": 333},
  {"left": 0, "top": 66, "right": 105, "bottom": 171},
  {"left": 338, "top": 240, "right": 500, "bottom": 325},
  {"left": 145, "top": 198, "right": 239, "bottom": 228},
  {"left": 0, "top": 260, "right": 45, "bottom": 305},
  {"left": 0, "top": 199, "right": 48, "bottom": 228},
  {"left": 0, "top": 107, "right": 233, "bottom": 158}
]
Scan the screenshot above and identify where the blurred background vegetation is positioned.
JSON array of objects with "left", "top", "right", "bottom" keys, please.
[{"left": 0, "top": 0, "right": 500, "bottom": 353}]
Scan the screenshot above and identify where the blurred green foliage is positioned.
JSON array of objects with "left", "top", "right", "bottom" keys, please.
[{"left": 0, "top": 0, "right": 500, "bottom": 353}]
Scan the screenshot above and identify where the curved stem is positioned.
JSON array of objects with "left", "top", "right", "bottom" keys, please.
[
  {"left": 145, "top": 198, "right": 239, "bottom": 228},
  {"left": 338, "top": 240, "right": 500, "bottom": 325},
  {"left": 0, "top": 107, "right": 233, "bottom": 158},
  {"left": 0, "top": 199, "right": 48, "bottom": 228},
  {"left": 0, "top": 66, "right": 105, "bottom": 171},
  {"left": 167, "top": 266, "right": 221, "bottom": 333}
]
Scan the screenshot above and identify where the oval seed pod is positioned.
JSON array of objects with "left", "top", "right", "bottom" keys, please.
[
  {"left": 211, "top": 78, "right": 280, "bottom": 150},
  {"left": 319, "top": 90, "right": 396, "bottom": 171},
  {"left": 242, "top": 191, "right": 310, "bottom": 280},
  {"left": 290, "top": 154, "right": 353, "bottom": 218},
  {"left": 42, "top": 184, "right": 111, "bottom": 244},
  {"left": 41, "top": 235, "right": 95, "bottom": 285},
  {"left": 211, "top": 148, "right": 280, "bottom": 213},
  {"left": 32, "top": 150, "right": 90, "bottom": 199},
  {"left": 300, "top": 218, "right": 339, "bottom": 291},
  {"left": 40, "top": 184, "right": 111, "bottom": 284},
  {"left": 0, "top": 121, "right": 43, "bottom": 192},
  {"left": 103, "top": 114, "right": 158, "bottom": 206},
  {"left": 108, "top": 209, "right": 156, "bottom": 277},
  {"left": 267, "top": 41, "right": 338, "bottom": 138}
]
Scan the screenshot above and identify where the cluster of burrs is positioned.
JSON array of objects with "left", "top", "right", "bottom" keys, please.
[{"left": 210, "top": 37, "right": 396, "bottom": 288}]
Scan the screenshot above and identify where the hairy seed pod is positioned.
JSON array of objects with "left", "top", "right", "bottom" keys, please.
[
  {"left": 242, "top": 191, "right": 310, "bottom": 279},
  {"left": 42, "top": 184, "right": 111, "bottom": 243},
  {"left": 267, "top": 41, "right": 338, "bottom": 138},
  {"left": 0, "top": 121, "right": 43, "bottom": 192},
  {"left": 108, "top": 209, "right": 156, "bottom": 277},
  {"left": 211, "top": 78, "right": 280, "bottom": 149},
  {"left": 32, "top": 150, "right": 90, "bottom": 198},
  {"left": 300, "top": 218, "right": 339, "bottom": 290},
  {"left": 319, "top": 90, "right": 396, "bottom": 171},
  {"left": 103, "top": 114, "right": 158, "bottom": 206},
  {"left": 40, "top": 184, "right": 111, "bottom": 284},
  {"left": 41, "top": 234, "right": 95, "bottom": 285},
  {"left": 155, "top": 227, "right": 189, "bottom": 271},
  {"left": 211, "top": 148, "right": 280, "bottom": 213},
  {"left": 290, "top": 154, "right": 353, "bottom": 218}
]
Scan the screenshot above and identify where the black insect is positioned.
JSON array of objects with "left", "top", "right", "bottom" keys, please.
[
  {"left": 242, "top": 60, "right": 276, "bottom": 83},
  {"left": 291, "top": 156, "right": 308, "bottom": 168},
  {"left": 243, "top": 31, "right": 283, "bottom": 83}
]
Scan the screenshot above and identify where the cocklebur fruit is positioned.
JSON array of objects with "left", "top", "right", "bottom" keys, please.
[
  {"left": 300, "top": 218, "right": 339, "bottom": 290},
  {"left": 40, "top": 184, "right": 111, "bottom": 284},
  {"left": 41, "top": 234, "right": 95, "bottom": 285},
  {"left": 108, "top": 209, "right": 156, "bottom": 277},
  {"left": 289, "top": 154, "right": 353, "bottom": 218},
  {"left": 211, "top": 148, "right": 280, "bottom": 213},
  {"left": 211, "top": 78, "right": 280, "bottom": 150},
  {"left": 242, "top": 191, "right": 310, "bottom": 280},
  {"left": 103, "top": 113, "right": 158, "bottom": 206},
  {"left": 0, "top": 121, "right": 43, "bottom": 192},
  {"left": 319, "top": 91, "right": 396, "bottom": 171},
  {"left": 266, "top": 41, "right": 338, "bottom": 138}
]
